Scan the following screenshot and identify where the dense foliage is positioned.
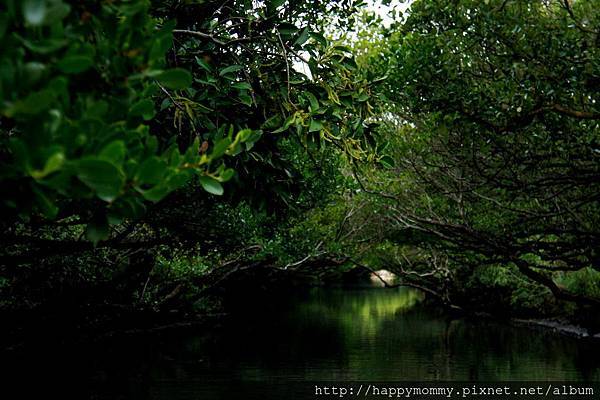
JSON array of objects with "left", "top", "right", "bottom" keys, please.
[
  {"left": 353, "top": 0, "right": 600, "bottom": 322},
  {"left": 1, "top": 0, "right": 599, "bottom": 333},
  {"left": 0, "top": 0, "right": 374, "bottom": 314}
]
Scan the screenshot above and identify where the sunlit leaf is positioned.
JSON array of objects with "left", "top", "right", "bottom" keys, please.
[{"left": 199, "top": 176, "right": 224, "bottom": 196}]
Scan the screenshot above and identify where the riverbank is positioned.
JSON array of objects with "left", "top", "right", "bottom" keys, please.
[{"left": 512, "top": 318, "right": 600, "bottom": 340}]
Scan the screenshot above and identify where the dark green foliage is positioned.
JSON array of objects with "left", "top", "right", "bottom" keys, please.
[
  {"left": 0, "top": 0, "right": 374, "bottom": 314},
  {"left": 2, "top": 0, "right": 598, "bottom": 329},
  {"left": 354, "top": 0, "right": 600, "bottom": 319}
]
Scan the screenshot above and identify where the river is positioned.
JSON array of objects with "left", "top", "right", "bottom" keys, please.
[{"left": 4, "top": 286, "right": 600, "bottom": 398}]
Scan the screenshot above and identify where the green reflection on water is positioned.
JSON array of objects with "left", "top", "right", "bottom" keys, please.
[
  {"left": 297, "top": 287, "right": 425, "bottom": 338},
  {"left": 176, "top": 287, "right": 600, "bottom": 382},
  {"left": 288, "top": 288, "right": 600, "bottom": 381}
]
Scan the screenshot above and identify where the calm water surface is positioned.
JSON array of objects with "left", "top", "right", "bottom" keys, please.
[{"left": 6, "top": 287, "right": 600, "bottom": 398}]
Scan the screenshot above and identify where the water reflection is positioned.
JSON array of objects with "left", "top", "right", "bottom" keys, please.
[
  {"left": 159, "top": 287, "right": 600, "bottom": 382},
  {"left": 4, "top": 287, "right": 600, "bottom": 399},
  {"left": 298, "top": 287, "right": 424, "bottom": 339}
]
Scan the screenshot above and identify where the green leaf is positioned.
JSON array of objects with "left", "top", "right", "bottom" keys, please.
[
  {"left": 183, "top": 137, "right": 200, "bottom": 163},
  {"left": 166, "top": 171, "right": 190, "bottom": 191},
  {"left": 219, "top": 65, "right": 244, "bottom": 77},
  {"left": 370, "top": 75, "right": 388, "bottom": 84},
  {"left": 356, "top": 93, "right": 369, "bottom": 102},
  {"left": 278, "top": 23, "right": 298, "bottom": 36},
  {"left": 309, "top": 32, "right": 327, "bottom": 46},
  {"left": 219, "top": 168, "right": 235, "bottom": 182},
  {"left": 294, "top": 27, "right": 310, "bottom": 46},
  {"left": 135, "top": 157, "right": 167, "bottom": 185},
  {"left": 379, "top": 155, "right": 395, "bottom": 168},
  {"left": 195, "top": 56, "right": 213, "bottom": 72},
  {"left": 156, "top": 68, "right": 192, "bottom": 90},
  {"left": 239, "top": 93, "right": 253, "bottom": 106},
  {"left": 43, "top": 2, "right": 71, "bottom": 23},
  {"left": 31, "top": 151, "right": 65, "bottom": 179},
  {"left": 333, "top": 45, "right": 353, "bottom": 53},
  {"left": 130, "top": 99, "right": 155, "bottom": 120},
  {"left": 76, "top": 158, "right": 125, "bottom": 202},
  {"left": 57, "top": 56, "right": 93, "bottom": 74},
  {"left": 273, "top": 115, "right": 295, "bottom": 133},
  {"left": 305, "top": 91, "right": 319, "bottom": 112},
  {"left": 309, "top": 119, "right": 323, "bottom": 132},
  {"left": 15, "top": 34, "right": 68, "bottom": 54},
  {"left": 10, "top": 89, "right": 56, "bottom": 116},
  {"left": 199, "top": 176, "right": 224, "bottom": 196},
  {"left": 140, "top": 184, "right": 170, "bottom": 202},
  {"left": 212, "top": 137, "right": 232, "bottom": 159},
  {"left": 99, "top": 140, "right": 126, "bottom": 166},
  {"left": 160, "top": 98, "right": 171, "bottom": 111},
  {"left": 341, "top": 57, "right": 358, "bottom": 70},
  {"left": 261, "top": 115, "right": 281, "bottom": 130},
  {"left": 144, "top": 136, "right": 158, "bottom": 157},
  {"left": 22, "top": 0, "right": 46, "bottom": 26},
  {"left": 236, "top": 129, "right": 254, "bottom": 142},
  {"left": 243, "top": 130, "right": 262, "bottom": 150},
  {"left": 149, "top": 35, "right": 173, "bottom": 63},
  {"left": 232, "top": 82, "right": 252, "bottom": 90}
]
